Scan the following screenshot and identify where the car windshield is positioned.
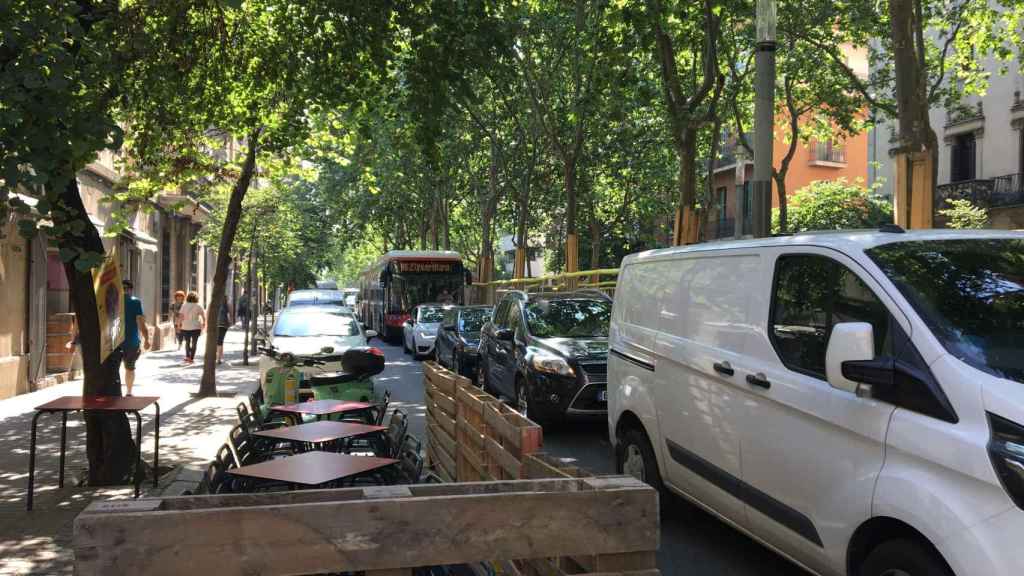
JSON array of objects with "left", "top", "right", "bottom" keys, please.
[
  {"left": 459, "top": 308, "right": 491, "bottom": 332},
  {"left": 525, "top": 299, "right": 611, "bottom": 339},
  {"left": 867, "top": 238, "right": 1024, "bottom": 384},
  {"left": 418, "top": 307, "right": 445, "bottom": 323},
  {"left": 274, "top": 311, "right": 360, "bottom": 337},
  {"left": 289, "top": 291, "right": 345, "bottom": 307}
]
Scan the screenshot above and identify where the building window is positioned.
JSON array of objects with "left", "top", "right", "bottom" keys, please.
[
  {"left": 190, "top": 241, "right": 198, "bottom": 293},
  {"left": 812, "top": 140, "right": 846, "bottom": 164},
  {"left": 951, "top": 133, "right": 976, "bottom": 182},
  {"left": 742, "top": 182, "right": 752, "bottom": 235},
  {"left": 716, "top": 187, "right": 727, "bottom": 221}
]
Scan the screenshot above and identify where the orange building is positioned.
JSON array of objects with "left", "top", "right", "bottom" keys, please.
[
  {"left": 705, "top": 45, "right": 870, "bottom": 239},
  {"left": 705, "top": 128, "right": 870, "bottom": 239}
]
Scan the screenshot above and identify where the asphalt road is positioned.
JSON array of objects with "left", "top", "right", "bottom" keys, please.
[{"left": 373, "top": 340, "right": 809, "bottom": 576}]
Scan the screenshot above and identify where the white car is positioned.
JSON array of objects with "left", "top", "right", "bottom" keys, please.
[
  {"left": 259, "top": 306, "right": 376, "bottom": 383},
  {"left": 403, "top": 303, "right": 451, "bottom": 359},
  {"left": 608, "top": 228, "right": 1024, "bottom": 576}
]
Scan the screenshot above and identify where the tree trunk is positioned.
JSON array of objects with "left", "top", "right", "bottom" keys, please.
[
  {"left": 56, "top": 177, "right": 137, "bottom": 485},
  {"left": 199, "top": 130, "right": 260, "bottom": 397},
  {"left": 673, "top": 129, "right": 700, "bottom": 245},
  {"left": 889, "top": 0, "right": 938, "bottom": 227},
  {"left": 589, "top": 214, "right": 600, "bottom": 283},
  {"left": 564, "top": 158, "right": 580, "bottom": 275},
  {"left": 774, "top": 173, "right": 788, "bottom": 233}
]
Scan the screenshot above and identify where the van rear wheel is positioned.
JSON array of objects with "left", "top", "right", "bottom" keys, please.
[
  {"left": 859, "top": 539, "right": 953, "bottom": 576},
  {"left": 618, "top": 427, "right": 666, "bottom": 500}
]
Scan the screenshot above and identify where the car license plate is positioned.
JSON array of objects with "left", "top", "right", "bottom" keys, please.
[{"left": 598, "top": 390, "right": 608, "bottom": 402}]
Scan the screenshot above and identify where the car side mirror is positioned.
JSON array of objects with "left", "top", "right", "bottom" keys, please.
[
  {"left": 365, "top": 330, "right": 377, "bottom": 340},
  {"left": 407, "top": 319, "right": 415, "bottom": 326},
  {"left": 496, "top": 328, "right": 514, "bottom": 341},
  {"left": 825, "top": 322, "right": 875, "bottom": 394}
]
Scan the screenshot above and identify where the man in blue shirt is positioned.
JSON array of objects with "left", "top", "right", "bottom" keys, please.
[{"left": 121, "top": 280, "right": 151, "bottom": 396}]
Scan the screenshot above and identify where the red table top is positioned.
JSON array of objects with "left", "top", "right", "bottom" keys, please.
[
  {"left": 253, "top": 421, "right": 386, "bottom": 444},
  {"left": 270, "top": 400, "right": 371, "bottom": 416},
  {"left": 226, "top": 451, "right": 398, "bottom": 485},
  {"left": 35, "top": 396, "right": 159, "bottom": 412}
]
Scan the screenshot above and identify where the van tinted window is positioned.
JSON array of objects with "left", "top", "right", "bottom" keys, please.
[{"left": 771, "top": 255, "right": 891, "bottom": 379}]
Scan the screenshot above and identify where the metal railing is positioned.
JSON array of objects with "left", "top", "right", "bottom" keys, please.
[
  {"left": 935, "top": 178, "right": 996, "bottom": 207},
  {"left": 469, "top": 268, "right": 620, "bottom": 304},
  {"left": 812, "top": 142, "right": 846, "bottom": 164},
  {"left": 991, "top": 173, "right": 1024, "bottom": 207}
]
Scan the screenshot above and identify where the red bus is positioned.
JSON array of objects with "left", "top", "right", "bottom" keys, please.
[{"left": 358, "top": 250, "right": 469, "bottom": 343}]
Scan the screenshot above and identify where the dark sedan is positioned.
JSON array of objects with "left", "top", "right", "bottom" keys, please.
[{"left": 435, "top": 305, "right": 493, "bottom": 380}]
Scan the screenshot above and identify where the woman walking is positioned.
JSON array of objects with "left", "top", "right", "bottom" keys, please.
[
  {"left": 179, "top": 292, "right": 206, "bottom": 364},
  {"left": 170, "top": 290, "right": 186, "bottom": 350}
]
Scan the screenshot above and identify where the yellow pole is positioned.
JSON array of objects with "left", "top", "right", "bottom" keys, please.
[
  {"left": 564, "top": 233, "right": 579, "bottom": 290},
  {"left": 893, "top": 151, "right": 934, "bottom": 229}
]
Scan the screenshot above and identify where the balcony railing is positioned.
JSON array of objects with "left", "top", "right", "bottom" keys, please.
[
  {"left": 812, "top": 142, "right": 846, "bottom": 164},
  {"left": 991, "top": 173, "right": 1024, "bottom": 207},
  {"left": 935, "top": 178, "right": 996, "bottom": 207}
]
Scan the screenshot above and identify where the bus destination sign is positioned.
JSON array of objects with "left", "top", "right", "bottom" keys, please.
[{"left": 396, "top": 261, "right": 454, "bottom": 274}]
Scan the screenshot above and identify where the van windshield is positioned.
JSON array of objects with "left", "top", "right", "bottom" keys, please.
[{"left": 867, "top": 239, "right": 1024, "bottom": 384}]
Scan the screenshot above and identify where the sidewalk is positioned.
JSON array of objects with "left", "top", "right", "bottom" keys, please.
[{"left": 0, "top": 326, "right": 259, "bottom": 575}]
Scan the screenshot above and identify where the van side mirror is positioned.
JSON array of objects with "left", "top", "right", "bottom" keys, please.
[
  {"left": 825, "top": 322, "right": 875, "bottom": 394},
  {"left": 365, "top": 330, "right": 377, "bottom": 340}
]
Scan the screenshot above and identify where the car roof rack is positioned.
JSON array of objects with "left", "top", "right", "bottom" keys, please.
[{"left": 528, "top": 288, "right": 612, "bottom": 301}]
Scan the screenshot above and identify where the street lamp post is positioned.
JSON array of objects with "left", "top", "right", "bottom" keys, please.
[{"left": 752, "top": 0, "right": 776, "bottom": 238}]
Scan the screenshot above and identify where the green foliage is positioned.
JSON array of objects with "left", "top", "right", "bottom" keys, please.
[
  {"left": 938, "top": 198, "right": 989, "bottom": 229},
  {"left": 775, "top": 179, "right": 893, "bottom": 233}
]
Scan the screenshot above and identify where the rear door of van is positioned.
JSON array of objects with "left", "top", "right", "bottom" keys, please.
[{"left": 651, "top": 251, "right": 762, "bottom": 525}]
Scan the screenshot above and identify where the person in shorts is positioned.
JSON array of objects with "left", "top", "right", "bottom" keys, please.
[{"left": 121, "top": 280, "right": 151, "bottom": 396}]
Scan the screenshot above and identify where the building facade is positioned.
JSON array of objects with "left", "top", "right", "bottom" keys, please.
[
  {"left": 497, "top": 234, "right": 547, "bottom": 279},
  {"left": 871, "top": 66, "right": 1024, "bottom": 229},
  {"left": 0, "top": 150, "right": 226, "bottom": 400}
]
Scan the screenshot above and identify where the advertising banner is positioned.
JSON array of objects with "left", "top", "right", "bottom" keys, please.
[{"left": 93, "top": 252, "right": 124, "bottom": 364}]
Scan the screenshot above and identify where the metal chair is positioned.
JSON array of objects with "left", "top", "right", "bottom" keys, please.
[
  {"left": 395, "top": 434, "right": 424, "bottom": 484},
  {"left": 348, "top": 407, "right": 407, "bottom": 457}
]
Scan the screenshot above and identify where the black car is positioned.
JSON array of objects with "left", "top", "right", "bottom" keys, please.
[
  {"left": 435, "top": 305, "right": 493, "bottom": 380},
  {"left": 477, "top": 290, "right": 611, "bottom": 424}
]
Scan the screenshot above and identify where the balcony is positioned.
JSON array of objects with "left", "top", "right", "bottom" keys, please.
[
  {"left": 935, "top": 175, "right": 1024, "bottom": 209},
  {"left": 809, "top": 141, "right": 846, "bottom": 166}
]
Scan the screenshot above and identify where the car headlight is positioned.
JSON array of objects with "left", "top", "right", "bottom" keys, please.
[
  {"left": 417, "top": 332, "right": 436, "bottom": 340},
  {"left": 530, "top": 350, "right": 575, "bottom": 377}
]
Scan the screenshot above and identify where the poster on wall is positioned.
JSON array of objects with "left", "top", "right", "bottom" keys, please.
[{"left": 93, "top": 251, "right": 124, "bottom": 364}]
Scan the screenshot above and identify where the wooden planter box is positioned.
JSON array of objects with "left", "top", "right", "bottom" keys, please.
[{"left": 74, "top": 477, "right": 660, "bottom": 576}]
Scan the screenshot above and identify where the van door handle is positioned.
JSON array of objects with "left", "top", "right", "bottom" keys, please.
[
  {"left": 746, "top": 373, "right": 771, "bottom": 389},
  {"left": 713, "top": 361, "right": 735, "bottom": 377}
]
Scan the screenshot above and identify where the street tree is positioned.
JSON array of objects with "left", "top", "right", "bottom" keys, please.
[{"left": 120, "top": 0, "right": 399, "bottom": 396}]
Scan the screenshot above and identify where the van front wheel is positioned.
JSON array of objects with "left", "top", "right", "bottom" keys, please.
[
  {"left": 618, "top": 427, "right": 665, "bottom": 496},
  {"left": 859, "top": 539, "right": 953, "bottom": 576}
]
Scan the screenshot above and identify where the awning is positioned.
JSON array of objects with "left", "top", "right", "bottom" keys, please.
[{"left": 156, "top": 193, "right": 210, "bottom": 224}]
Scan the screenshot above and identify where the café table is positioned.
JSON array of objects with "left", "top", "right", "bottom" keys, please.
[
  {"left": 269, "top": 399, "right": 372, "bottom": 422},
  {"left": 27, "top": 395, "right": 160, "bottom": 510},
  {"left": 227, "top": 450, "right": 398, "bottom": 488},
  {"left": 252, "top": 420, "right": 386, "bottom": 451}
]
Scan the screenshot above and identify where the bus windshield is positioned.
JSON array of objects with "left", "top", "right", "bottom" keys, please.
[{"left": 390, "top": 271, "right": 464, "bottom": 311}]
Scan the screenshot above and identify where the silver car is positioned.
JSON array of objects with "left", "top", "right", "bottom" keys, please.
[{"left": 259, "top": 306, "right": 376, "bottom": 381}]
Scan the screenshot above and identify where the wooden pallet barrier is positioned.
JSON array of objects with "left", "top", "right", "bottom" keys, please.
[
  {"left": 74, "top": 477, "right": 660, "bottom": 576},
  {"left": 424, "top": 362, "right": 459, "bottom": 481}
]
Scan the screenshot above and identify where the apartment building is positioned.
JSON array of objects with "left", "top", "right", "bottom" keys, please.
[
  {"left": 871, "top": 67, "right": 1024, "bottom": 229},
  {"left": 0, "top": 150, "right": 227, "bottom": 400}
]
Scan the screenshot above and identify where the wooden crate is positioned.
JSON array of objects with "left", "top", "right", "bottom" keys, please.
[
  {"left": 424, "top": 362, "right": 458, "bottom": 481},
  {"left": 74, "top": 477, "right": 660, "bottom": 576},
  {"left": 483, "top": 401, "right": 543, "bottom": 479},
  {"left": 455, "top": 379, "right": 496, "bottom": 481}
]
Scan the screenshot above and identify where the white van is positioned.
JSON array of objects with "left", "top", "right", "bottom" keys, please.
[{"left": 608, "top": 229, "right": 1024, "bottom": 576}]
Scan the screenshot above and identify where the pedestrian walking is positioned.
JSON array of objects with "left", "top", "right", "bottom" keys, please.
[
  {"left": 121, "top": 280, "right": 151, "bottom": 396},
  {"left": 170, "top": 290, "right": 186, "bottom": 350},
  {"left": 179, "top": 291, "right": 205, "bottom": 364},
  {"left": 238, "top": 291, "right": 250, "bottom": 328},
  {"left": 217, "top": 301, "right": 232, "bottom": 364}
]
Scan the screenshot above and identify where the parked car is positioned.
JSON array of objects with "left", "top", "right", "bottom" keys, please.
[
  {"left": 286, "top": 289, "right": 347, "bottom": 308},
  {"left": 478, "top": 290, "right": 611, "bottom": 424},
  {"left": 608, "top": 228, "right": 1024, "bottom": 576},
  {"left": 435, "top": 305, "right": 493, "bottom": 380},
  {"left": 402, "top": 303, "right": 452, "bottom": 359},
  {"left": 259, "top": 305, "right": 376, "bottom": 384}
]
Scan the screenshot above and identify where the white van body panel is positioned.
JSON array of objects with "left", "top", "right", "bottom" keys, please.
[{"left": 651, "top": 253, "right": 760, "bottom": 523}]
